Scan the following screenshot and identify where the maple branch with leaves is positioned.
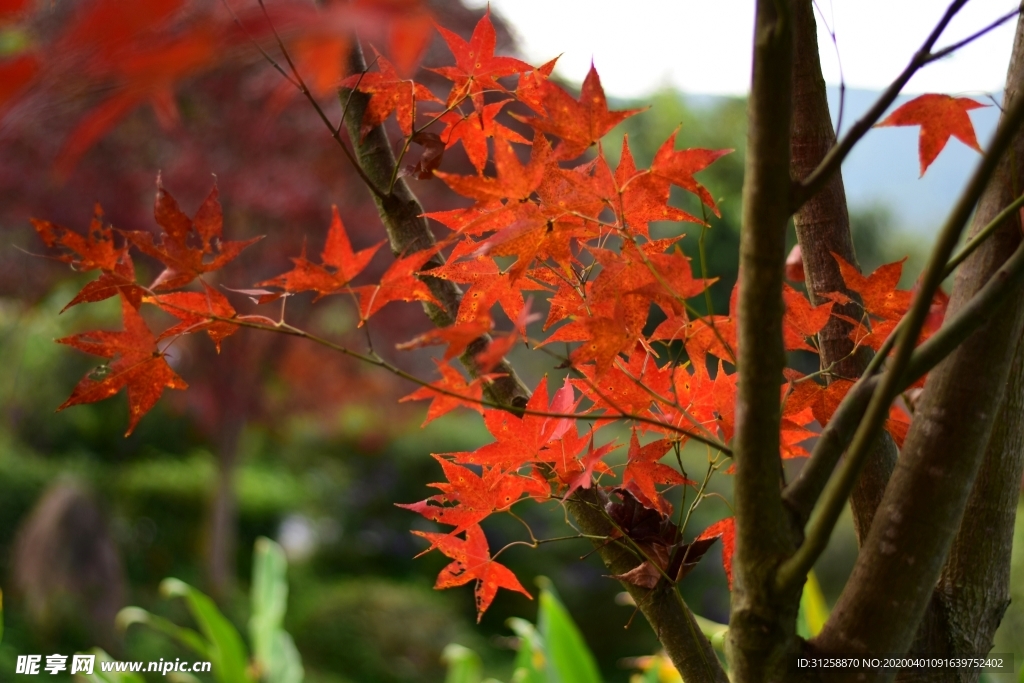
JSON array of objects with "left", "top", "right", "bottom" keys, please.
[{"left": 20, "top": 2, "right": 1024, "bottom": 682}]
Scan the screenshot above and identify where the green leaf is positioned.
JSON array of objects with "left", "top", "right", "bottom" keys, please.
[
  {"left": 507, "top": 618, "right": 547, "bottom": 683},
  {"left": 263, "top": 630, "right": 303, "bottom": 683},
  {"left": 116, "top": 607, "right": 211, "bottom": 658},
  {"left": 167, "top": 674, "right": 204, "bottom": 683},
  {"left": 161, "top": 578, "right": 255, "bottom": 683},
  {"left": 693, "top": 614, "right": 728, "bottom": 653},
  {"left": 535, "top": 578, "right": 602, "bottom": 683},
  {"left": 251, "top": 538, "right": 288, "bottom": 643},
  {"left": 248, "top": 537, "right": 303, "bottom": 683},
  {"left": 73, "top": 648, "right": 146, "bottom": 683},
  {"left": 443, "top": 643, "right": 483, "bottom": 683},
  {"left": 797, "top": 571, "right": 829, "bottom": 639}
]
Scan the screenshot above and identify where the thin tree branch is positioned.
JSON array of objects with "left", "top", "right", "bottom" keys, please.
[
  {"left": 926, "top": 5, "right": 1022, "bottom": 64},
  {"left": 793, "top": 0, "right": 970, "bottom": 210}
]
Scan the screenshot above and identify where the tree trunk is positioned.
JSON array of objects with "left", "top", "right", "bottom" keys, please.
[
  {"left": 207, "top": 418, "right": 242, "bottom": 601},
  {"left": 729, "top": 1, "right": 802, "bottom": 680},
  {"left": 789, "top": 0, "right": 897, "bottom": 542}
]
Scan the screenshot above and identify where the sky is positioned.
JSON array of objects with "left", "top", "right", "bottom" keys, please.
[{"left": 467, "top": 0, "right": 1020, "bottom": 99}]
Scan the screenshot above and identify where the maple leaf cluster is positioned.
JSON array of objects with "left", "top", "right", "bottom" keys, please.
[{"left": 30, "top": 8, "right": 982, "bottom": 621}]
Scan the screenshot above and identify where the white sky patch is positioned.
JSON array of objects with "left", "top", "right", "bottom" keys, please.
[{"left": 467, "top": 0, "right": 1019, "bottom": 99}]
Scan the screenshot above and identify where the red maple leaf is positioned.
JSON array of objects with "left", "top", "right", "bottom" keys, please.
[
  {"left": 611, "top": 136, "right": 702, "bottom": 237},
  {"left": 340, "top": 49, "right": 440, "bottom": 140},
  {"left": 438, "top": 100, "right": 529, "bottom": 174},
  {"left": 437, "top": 131, "right": 551, "bottom": 202},
  {"left": 412, "top": 524, "right": 531, "bottom": 622},
  {"left": 831, "top": 253, "right": 912, "bottom": 322},
  {"left": 784, "top": 376, "right": 854, "bottom": 426},
  {"left": 430, "top": 9, "right": 532, "bottom": 107},
  {"left": 696, "top": 517, "right": 736, "bottom": 588},
  {"left": 126, "top": 179, "right": 261, "bottom": 291},
  {"left": 62, "top": 251, "right": 146, "bottom": 313},
  {"left": 397, "top": 315, "right": 493, "bottom": 361},
  {"left": 650, "top": 130, "right": 732, "bottom": 216},
  {"left": 782, "top": 283, "right": 834, "bottom": 352},
  {"left": 57, "top": 295, "right": 188, "bottom": 435},
  {"left": 622, "top": 432, "right": 694, "bottom": 516},
  {"left": 449, "top": 376, "right": 577, "bottom": 470},
  {"left": 354, "top": 246, "right": 442, "bottom": 321},
  {"left": 399, "top": 456, "right": 546, "bottom": 536},
  {"left": 399, "top": 360, "right": 490, "bottom": 425},
  {"left": 514, "top": 57, "right": 558, "bottom": 114},
  {"left": 876, "top": 94, "right": 987, "bottom": 176},
  {"left": 517, "top": 63, "right": 645, "bottom": 160},
  {"left": 32, "top": 205, "right": 121, "bottom": 272},
  {"left": 426, "top": 239, "right": 544, "bottom": 324},
  {"left": 258, "top": 206, "right": 384, "bottom": 298},
  {"left": 150, "top": 281, "right": 238, "bottom": 352},
  {"left": 563, "top": 434, "right": 620, "bottom": 500}
]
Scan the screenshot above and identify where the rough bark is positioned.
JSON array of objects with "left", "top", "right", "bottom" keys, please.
[
  {"left": 938, "top": 334, "right": 1024, "bottom": 653},
  {"left": 896, "top": 19, "right": 1024, "bottom": 681},
  {"left": 813, "top": 16, "right": 1024, "bottom": 679},
  {"left": 729, "top": 1, "right": 802, "bottom": 680},
  {"left": 789, "top": 0, "right": 897, "bottom": 541},
  {"left": 339, "top": 41, "right": 726, "bottom": 683}
]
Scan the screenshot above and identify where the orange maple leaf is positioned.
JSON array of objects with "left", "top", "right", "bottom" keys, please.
[
  {"left": 696, "top": 517, "right": 736, "bottom": 588},
  {"left": 340, "top": 49, "right": 440, "bottom": 139},
  {"left": 876, "top": 94, "right": 987, "bottom": 176},
  {"left": 622, "top": 431, "right": 694, "bottom": 516},
  {"left": 517, "top": 63, "right": 645, "bottom": 160},
  {"left": 57, "top": 295, "right": 188, "bottom": 435},
  {"left": 258, "top": 206, "right": 384, "bottom": 298},
  {"left": 126, "top": 179, "right": 261, "bottom": 291},
  {"left": 430, "top": 9, "right": 532, "bottom": 107},
  {"left": 150, "top": 281, "right": 238, "bottom": 352},
  {"left": 412, "top": 524, "right": 531, "bottom": 622}
]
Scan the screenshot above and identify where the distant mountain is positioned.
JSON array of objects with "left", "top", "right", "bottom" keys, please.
[{"left": 828, "top": 88, "right": 1000, "bottom": 236}]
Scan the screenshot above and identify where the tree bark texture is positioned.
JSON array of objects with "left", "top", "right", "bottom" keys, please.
[
  {"left": 789, "top": 0, "right": 897, "bottom": 542},
  {"left": 729, "top": 1, "right": 802, "bottom": 680}
]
